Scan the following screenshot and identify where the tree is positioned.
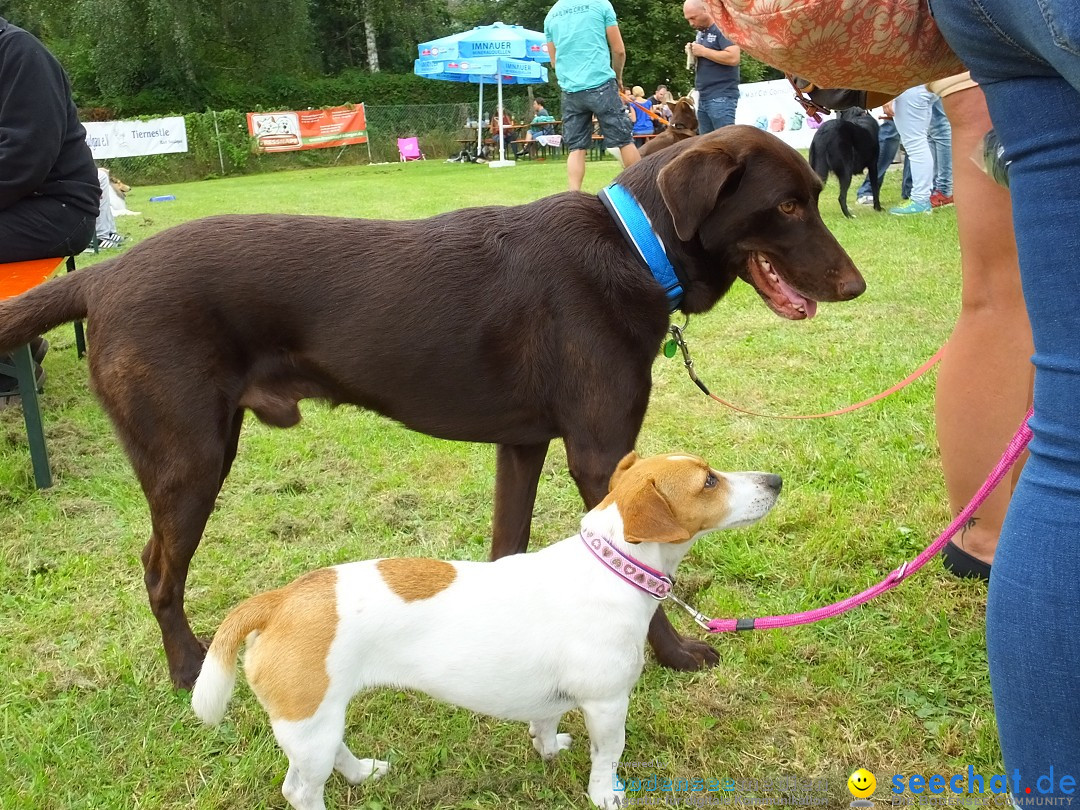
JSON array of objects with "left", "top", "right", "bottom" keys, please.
[
  {"left": 448, "top": 0, "right": 774, "bottom": 94},
  {"left": 310, "top": 0, "right": 453, "bottom": 75}
]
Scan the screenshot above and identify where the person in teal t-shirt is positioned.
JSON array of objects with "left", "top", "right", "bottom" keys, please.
[{"left": 544, "top": 0, "right": 640, "bottom": 190}]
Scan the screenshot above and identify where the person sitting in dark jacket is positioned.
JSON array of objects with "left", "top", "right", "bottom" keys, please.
[{"left": 0, "top": 16, "right": 100, "bottom": 398}]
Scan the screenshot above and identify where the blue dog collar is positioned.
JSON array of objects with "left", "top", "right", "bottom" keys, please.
[{"left": 598, "top": 182, "right": 685, "bottom": 312}]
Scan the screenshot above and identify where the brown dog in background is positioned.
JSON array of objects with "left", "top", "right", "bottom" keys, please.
[
  {"left": 109, "top": 173, "right": 131, "bottom": 198},
  {"left": 638, "top": 97, "right": 698, "bottom": 156},
  {"left": 0, "top": 127, "right": 865, "bottom": 688}
]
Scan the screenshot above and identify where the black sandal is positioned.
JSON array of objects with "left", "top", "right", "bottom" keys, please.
[{"left": 941, "top": 541, "right": 992, "bottom": 581}]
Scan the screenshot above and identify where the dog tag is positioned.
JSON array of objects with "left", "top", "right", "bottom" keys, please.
[{"left": 663, "top": 339, "right": 678, "bottom": 358}]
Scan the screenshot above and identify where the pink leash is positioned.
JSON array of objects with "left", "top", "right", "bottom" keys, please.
[{"left": 674, "top": 408, "right": 1035, "bottom": 633}]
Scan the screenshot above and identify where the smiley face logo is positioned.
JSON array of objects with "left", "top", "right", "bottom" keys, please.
[{"left": 848, "top": 769, "right": 876, "bottom": 798}]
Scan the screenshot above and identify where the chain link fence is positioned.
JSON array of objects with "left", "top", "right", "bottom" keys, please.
[{"left": 95, "top": 98, "right": 540, "bottom": 185}]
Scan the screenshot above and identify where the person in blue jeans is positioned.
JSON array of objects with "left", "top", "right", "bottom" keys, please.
[
  {"left": 890, "top": 85, "right": 941, "bottom": 215},
  {"left": 683, "top": 0, "right": 740, "bottom": 133},
  {"left": 928, "top": 97, "right": 953, "bottom": 206},
  {"left": 898, "top": 99, "right": 953, "bottom": 204},
  {"left": 929, "top": 0, "right": 1080, "bottom": 799},
  {"left": 857, "top": 113, "right": 901, "bottom": 204}
]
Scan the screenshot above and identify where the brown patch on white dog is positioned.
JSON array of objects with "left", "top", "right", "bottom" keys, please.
[
  {"left": 243, "top": 568, "right": 339, "bottom": 722},
  {"left": 377, "top": 558, "right": 457, "bottom": 602}
]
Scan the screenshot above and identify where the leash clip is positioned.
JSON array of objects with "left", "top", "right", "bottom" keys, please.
[
  {"left": 665, "top": 590, "right": 716, "bottom": 630},
  {"left": 668, "top": 318, "right": 694, "bottom": 374}
]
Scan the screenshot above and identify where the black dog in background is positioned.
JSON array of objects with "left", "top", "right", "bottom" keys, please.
[{"left": 808, "top": 108, "right": 882, "bottom": 218}]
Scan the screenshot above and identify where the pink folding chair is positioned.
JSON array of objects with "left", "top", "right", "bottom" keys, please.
[{"left": 397, "top": 137, "right": 425, "bottom": 162}]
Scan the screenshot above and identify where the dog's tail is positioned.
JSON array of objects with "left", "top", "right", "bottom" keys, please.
[
  {"left": 0, "top": 260, "right": 111, "bottom": 353},
  {"left": 191, "top": 589, "right": 283, "bottom": 725},
  {"left": 807, "top": 141, "right": 829, "bottom": 183}
]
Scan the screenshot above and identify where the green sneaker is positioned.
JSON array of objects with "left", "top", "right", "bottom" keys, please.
[{"left": 889, "top": 200, "right": 932, "bottom": 215}]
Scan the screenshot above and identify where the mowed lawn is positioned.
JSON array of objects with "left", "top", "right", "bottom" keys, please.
[{"left": 0, "top": 150, "right": 994, "bottom": 810}]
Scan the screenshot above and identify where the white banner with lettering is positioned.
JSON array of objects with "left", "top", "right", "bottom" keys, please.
[
  {"left": 734, "top": 79, "right": 834, "bottom": 150},
  {"left": 83, "top": 117, "right": 189, "bottom": 159}
]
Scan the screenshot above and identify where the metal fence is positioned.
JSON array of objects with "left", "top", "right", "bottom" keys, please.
[{"left": 96, "top": 99, "right": 540, "bottom": 184}]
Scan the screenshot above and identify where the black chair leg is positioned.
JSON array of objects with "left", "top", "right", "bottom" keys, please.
[{"left": 66, "top": 255, "right": 86, "bottom": 359}]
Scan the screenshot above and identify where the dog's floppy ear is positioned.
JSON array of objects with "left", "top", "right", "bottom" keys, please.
[
  {"left": 608, "top": 451, "right": 640, "bottom": 492},
  {"left": 658, "top": 140, "right": 742, "bottom": 242},
  {"left": 620, "top": 477, "right": 691, "bottom": 544}
]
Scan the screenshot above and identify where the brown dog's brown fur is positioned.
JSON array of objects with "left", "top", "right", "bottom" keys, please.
[
  {"left": 638, "top": 98, "right": 698, "bottom": 156},
  {"left": 0, "top": 127, "right": 865, "bottom": 688}
]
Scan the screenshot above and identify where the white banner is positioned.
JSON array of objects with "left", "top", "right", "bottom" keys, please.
[
  {"left": 83, "top": 117, "right": 189, "bottom": 159},
  {"left": 735, "top": 79, "right": 834, "bottom": 150}
]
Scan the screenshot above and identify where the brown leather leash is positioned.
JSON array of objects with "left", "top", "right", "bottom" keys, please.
[
  {"left": 665, "top": 322, "right": 944, "bottom": 419},
  {"left": 786, "top": 74, "right": 832, "bottom": 123}
]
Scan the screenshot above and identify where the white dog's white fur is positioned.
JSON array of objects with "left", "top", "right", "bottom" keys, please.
[{"left": 192, "top": 452, "right": 781, "bottom": 810}]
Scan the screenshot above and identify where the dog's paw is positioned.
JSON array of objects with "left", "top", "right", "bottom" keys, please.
[
  {"left": 590, "top": 788, "right": 625, "bottom": 809},
  {"left": 530, "top": 724, "right": 573, "bottom": 760},
  {"left": 657, "top": 638, "right": 720, "bottom": 671},
  {"left": 336, "top": 755, "right": 389, "bottom": 784},
  {"left": 538, "top": 733, "right": 572, "bottom": 761}
]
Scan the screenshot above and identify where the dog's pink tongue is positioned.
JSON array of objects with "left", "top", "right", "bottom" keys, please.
[{"left": 776, "top": 276, "right": 817, "bottom": 319}]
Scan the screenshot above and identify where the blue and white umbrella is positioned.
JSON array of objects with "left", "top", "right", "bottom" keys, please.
[{"left": 415, "top": 22, "right": 550, "bottom": 165}]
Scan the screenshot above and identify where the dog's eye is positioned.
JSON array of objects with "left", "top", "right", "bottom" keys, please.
[
  {"left": 779, "top": 200, "right": 798, "bottom": 214},
  {"left": 704, "top": 472, "right": 718, "bottom": 489}
]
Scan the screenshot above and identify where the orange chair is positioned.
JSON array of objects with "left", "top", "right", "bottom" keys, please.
[{"left": 0, "top": 256, "right": 81, "bottom": 488}]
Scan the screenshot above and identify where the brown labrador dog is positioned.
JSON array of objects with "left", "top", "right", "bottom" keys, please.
[
  {"left": 638, "top": 97, "right": 698, "bottom": 156},
  {"left": 0, "top": 127, "right": 865, "bottom": 688}
]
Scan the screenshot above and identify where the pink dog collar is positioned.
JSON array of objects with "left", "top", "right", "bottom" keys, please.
[{"left": 580, "top": 529, "right": 672, "bottom": 600}]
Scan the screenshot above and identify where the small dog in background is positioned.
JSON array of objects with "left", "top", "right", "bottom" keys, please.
[
  {"left": 638, "top": 97, "right": 699, "bottom": 156},
  {"left": 109, "top": 173, "right": 131, "bottom": 199},
  {"left": 808, "top": 108, "right": 882, "bottom": 218},
  {"left": 101, "top": 167, "right": 140, "bottom": 217},
  {"left": 192, "top": 452, "right": 782, "bottom": 810}
]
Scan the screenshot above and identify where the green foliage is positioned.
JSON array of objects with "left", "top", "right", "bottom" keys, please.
[
  {"left": 8, "top": 0, "right": 782, "bottom": 117},
  {"left": 75, "top": 72, "right": 487, "bottom": 118}
]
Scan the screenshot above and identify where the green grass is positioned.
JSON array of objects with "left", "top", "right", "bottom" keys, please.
[{"left": 0, "top": 154, "right": 994, "bottom": 810}]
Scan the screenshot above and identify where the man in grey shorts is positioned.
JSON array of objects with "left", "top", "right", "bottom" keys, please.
[{"left": 544, "top": 0, "right": 640, "bottom": 191}]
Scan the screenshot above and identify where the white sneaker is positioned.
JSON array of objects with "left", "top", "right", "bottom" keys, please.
[{"left": 856, "top": 195, "right": 874, "bottom": 205}]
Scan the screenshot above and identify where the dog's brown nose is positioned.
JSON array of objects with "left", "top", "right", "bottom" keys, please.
[{"left": 837, "top": 273, "right": 866, "bottom": 300}]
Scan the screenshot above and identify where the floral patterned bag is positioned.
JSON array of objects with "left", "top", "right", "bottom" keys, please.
[{"left": 705, "top": 0, "right": 965, "bottom": 95}]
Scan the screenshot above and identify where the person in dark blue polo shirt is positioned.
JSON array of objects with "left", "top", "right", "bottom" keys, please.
[{"left": 682, "top": 0, "right": 741, "bottom": 134}]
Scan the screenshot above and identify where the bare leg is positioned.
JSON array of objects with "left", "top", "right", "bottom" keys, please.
[
  {"left": 619, "top": 143, "right": 641, "bottom": 168},
  {"left": 936, "top": 85, "right": 1033, "bottom": 568},
  {"left": 568, "top": 149, "right": 587, "bottom": 191}
]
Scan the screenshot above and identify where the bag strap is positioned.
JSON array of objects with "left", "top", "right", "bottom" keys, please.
[{"left": 786, "top": 73, "right": 831, "bottom": 122}]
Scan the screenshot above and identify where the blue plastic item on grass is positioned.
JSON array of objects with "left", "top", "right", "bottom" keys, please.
[{"left": 149, "top": 195, "right": 176, "bottom": 202}]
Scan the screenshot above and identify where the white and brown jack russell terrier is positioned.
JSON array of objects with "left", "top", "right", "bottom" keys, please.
[{"left": 192, "top": 452, "right": 782, "bottom": 810}]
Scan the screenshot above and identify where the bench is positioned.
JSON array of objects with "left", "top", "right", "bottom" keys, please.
[{"left": 0, "top": 255, "right": 84, "bottom": 488}]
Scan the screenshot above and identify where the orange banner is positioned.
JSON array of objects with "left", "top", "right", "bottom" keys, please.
[{"left": 247, "top": 104, "right": 367, "bottom": 152}]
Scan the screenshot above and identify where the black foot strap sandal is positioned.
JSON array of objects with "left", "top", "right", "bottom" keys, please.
[{"left": 941, "top": 541, "right": 992, "bottom": 581}]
